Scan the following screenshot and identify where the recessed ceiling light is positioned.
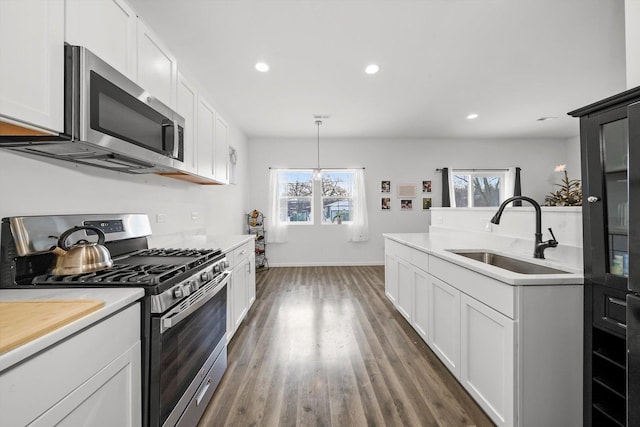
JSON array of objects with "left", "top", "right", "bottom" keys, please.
[
  {"left": 255, "top": 62, "right": 269, "bottom": 72},
  {"left": 536, "top": 116, "right": 558, "bottom": 121},
  {"left": 466, "top": 113, "right": 479, "bottom": 120},
  {"left": 365, "top": 64, "right": 380, "bottom": 74}
]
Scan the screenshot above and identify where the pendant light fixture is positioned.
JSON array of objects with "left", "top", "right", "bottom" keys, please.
[{"left": 312, "top": 119, "right": 323, "bottom": 181}]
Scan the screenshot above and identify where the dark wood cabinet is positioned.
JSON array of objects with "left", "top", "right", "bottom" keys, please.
[{"left": 569, "top": 86, "right": 640, "bottom": 427}]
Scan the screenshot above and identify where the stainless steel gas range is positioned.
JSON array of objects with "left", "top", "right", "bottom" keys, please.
[{"left": 0, "top": 214, "right": 229, "bottom": 427}]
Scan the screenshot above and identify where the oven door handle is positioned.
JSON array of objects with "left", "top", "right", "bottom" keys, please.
[{"left": 161, "top": 271, "right": 231, "bottom": 334}]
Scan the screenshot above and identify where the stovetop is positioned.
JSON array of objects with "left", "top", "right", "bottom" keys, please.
[{"left": 31, "top": 248, "right": 223, "bottom": 293}]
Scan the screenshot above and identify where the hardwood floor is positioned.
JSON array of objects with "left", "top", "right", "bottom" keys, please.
[{"left": 199, "top": 266, "right": 494, "bottom": 427}]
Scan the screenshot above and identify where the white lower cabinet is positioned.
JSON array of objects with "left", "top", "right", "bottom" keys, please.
[
  {"left": 384, "top": 252, "right": 399, "bottom": 305},
  {"left": 383, "top": 236, "right": 582, "bottom": 427},
  {"left": 460, "top": 293, "right": 514, "bottom": 427},
  {"left": 396, "top": 258, "right": 413, "bottom": 322},
  {"left": 0, "top": 304, "right": 141, "bottom": 426},
  {"left": 429, "top": 274, "right": 461, "bottom": 377},
  {"left": 412, "top": 266, "right": 429, "bottom": 343},
  {"left": 227, "top": 239, "right": 256, "bottom": 342}
]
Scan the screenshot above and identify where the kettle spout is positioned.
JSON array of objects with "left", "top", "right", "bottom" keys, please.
[{"left": 51, "top": 246, "right": 67, "bottom": 256}]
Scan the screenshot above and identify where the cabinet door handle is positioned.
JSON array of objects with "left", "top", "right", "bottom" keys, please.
[{"left": 587, "top": 196, "right": 600, "bottom": 203}]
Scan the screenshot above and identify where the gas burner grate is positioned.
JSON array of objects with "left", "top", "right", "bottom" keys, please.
[
  {"left": 32, "top": 263, "right": 189, "bottom": 286},
  {"left": 134, "top": 248, "right": 220, "bottom": 258}
]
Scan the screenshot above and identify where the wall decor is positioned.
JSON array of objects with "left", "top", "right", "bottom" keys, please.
[
  {"left": 401, "top": 199, "right": 413, "bottom": 210},
  {"left": 422, "top": 180, "right": 432, "bottom": 193},
  {"left": 422, "top": 197, "right": 432, "bottom": 210},
  {"left": 397, "top": 183, "right": 417, "bottom": 198},
  {"left": 381, "top": 180, "right": 391, "bottom": 193},
  {"left": 381, "top": 197, "right": 391, "bottom": 210}
]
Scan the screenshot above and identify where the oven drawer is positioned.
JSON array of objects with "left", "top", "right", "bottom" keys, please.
[{"left": 593, "top": 284, "right": 627, "bottom": 338}]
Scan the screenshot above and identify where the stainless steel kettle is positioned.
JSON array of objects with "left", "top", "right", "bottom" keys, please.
[{"left": 50, "top": 226, "right": 113, "bottom": 275}]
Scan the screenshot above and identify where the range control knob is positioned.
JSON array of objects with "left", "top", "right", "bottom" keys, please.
[
  {"left": 173, "top": 287, "right": 184, "bottom": 299},
  {"left": 190, "top": 281, "right": 198, "bottom": 292}
]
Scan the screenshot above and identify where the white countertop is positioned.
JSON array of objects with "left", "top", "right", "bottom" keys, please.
[
  {"left": 0, "top": 288, "right": 144, "bottom": 373},
  {"left": 383, "top": 232, "right": 584, "bottom": 286},
  {"left": 149, "top": 234, "right": 253, "bottom": 254}
]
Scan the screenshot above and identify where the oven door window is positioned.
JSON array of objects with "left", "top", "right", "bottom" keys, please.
[
  {"left": 153, "top": 284, "right": 227, "bottom": 425},
  {"left": 89, "top": 71, "right": 175, "bottom": 156}
]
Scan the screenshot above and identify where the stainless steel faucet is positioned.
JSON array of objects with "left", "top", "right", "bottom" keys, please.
[{"left": 490, "top": 196, "right": 558, "bottom": 259}]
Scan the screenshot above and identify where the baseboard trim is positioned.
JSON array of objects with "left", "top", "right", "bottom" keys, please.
[{"left": 266, "top": 261, "right": 384, "bottom": 267}]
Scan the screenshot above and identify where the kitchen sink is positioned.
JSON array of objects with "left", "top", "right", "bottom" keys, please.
[{"left": 448, "top": 250, "right": 571, "bottom": 275}]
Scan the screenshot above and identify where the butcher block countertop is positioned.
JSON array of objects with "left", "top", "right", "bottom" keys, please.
[
  {"left": 0, "top": 299, "right": 105, "bottom": 355},
  {"left": 0, "top": 288, "right": 144, "bottom": 373}
]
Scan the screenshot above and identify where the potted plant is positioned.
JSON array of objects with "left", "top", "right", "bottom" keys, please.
[
  {"left": 332, "top": 211, "right": 346, "bottom": 224},
  {"left": 544, "top": 164, "right": 582, "bottom": 206}
]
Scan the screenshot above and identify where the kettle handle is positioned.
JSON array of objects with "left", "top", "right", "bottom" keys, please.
[{"left": 58, "top": 226, "right": 106, "bottom": 251}]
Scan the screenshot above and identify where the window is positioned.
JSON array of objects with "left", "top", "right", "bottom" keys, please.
[
  {"left": 277, "top": 170, "right": 313, "bottom": 224},
  {"left": 321, "top": 170, "right": 355, "bottom": 224},
  {"left": 273, "top": 169, "right": 356, "bottom": 224},
  {"left": 452, "top": 170, "right": 506, "bottom": 207}
]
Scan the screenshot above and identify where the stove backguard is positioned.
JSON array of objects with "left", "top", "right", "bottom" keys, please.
[{"left": 1, "top": 214, "right": 151, "bottom": 287}]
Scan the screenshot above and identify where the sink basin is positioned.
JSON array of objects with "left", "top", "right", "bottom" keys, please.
[{"left": 448, "top": 250, "right": 570, "bottom": 275}]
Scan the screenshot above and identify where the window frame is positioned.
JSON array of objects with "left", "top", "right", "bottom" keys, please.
[
  {"left": 450, "top": 169, "right": 507, "bottom": 208},
  {"left": 277, "top": 169, "right": 314, "bottom": 225},
  {"left": 320, "top": 169, "right": 356, "bottom": 225}
]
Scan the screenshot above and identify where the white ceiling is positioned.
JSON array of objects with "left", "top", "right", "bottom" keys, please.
[{"left": 127, "top": 0, "right": 627, "bottom": 140}]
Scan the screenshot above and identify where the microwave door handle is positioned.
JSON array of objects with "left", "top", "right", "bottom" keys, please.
[{"left": 172, "top": 119, "right": 180, "bottom": 159}]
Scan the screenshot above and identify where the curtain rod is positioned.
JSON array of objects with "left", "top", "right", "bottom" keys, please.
[
  {"left": 268, "top": 167, "right": 365, "bottom": 170},
  {"left": 436, "top": 168, "right": 510, "bottom": 172}
]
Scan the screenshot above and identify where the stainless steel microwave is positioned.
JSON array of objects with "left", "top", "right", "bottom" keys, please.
[{"left": 0, "top": 45, "right": 185, "bottom": 173}]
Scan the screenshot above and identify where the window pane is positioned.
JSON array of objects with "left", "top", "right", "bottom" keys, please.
[
  {"left": 278, "top": 171, "right": 312, "bottom": 197},
  {"left": 453, "top": 175, "right": 469, "bottom": 207},
  {"left": 472, "top": 176, "right": 501, "bottom": 207},
  {"left": 322, "top": 198, "right": 352, "bottom": 222},
  {"left": 276, "top": 170, "right": 313, "bottom": 224},
  {"left": 280, "top": 197, "right": 312, "bottom": 222},
  {"left": 321, "top": 171, "right": 354, "bottom": 223},
  {"left": 321, "top": 172, "right": 353, "bottom": 197}
]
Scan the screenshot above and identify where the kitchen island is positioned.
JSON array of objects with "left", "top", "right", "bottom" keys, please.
[{"left": 384, "top": 232, "right": 583, "bottom": 427}]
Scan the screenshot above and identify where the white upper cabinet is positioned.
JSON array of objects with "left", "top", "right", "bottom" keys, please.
[
  {"left": 0, "top": 0, "right": 64, "bottom": 133},
  {"left": 214, "top": 113, "right": 229, "bottom": 183},
  {"left": 65, "top": 0, "right": 137, "bottom": 80},
  {"left": 197, "top": 98, "right": 215, "bottom": 179},
  {"left": 176, "top": 73, "right": 198, "bottom": 173},
  {"left": 136, "top": 19, "right": 177, "bottom": 109}
]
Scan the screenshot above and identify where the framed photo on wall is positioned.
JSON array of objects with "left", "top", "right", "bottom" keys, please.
[
  {"left": 422, "top": 197, "right": 432, "bottom": 210},
  {"left": 401, "top": 199, "right": 413, "bottom": 210},
  {"left": 422, "top": 180, "right": 432, "bottom": 193},
  {"left": 381, "top": 197, "right": 391, "bottom": 210},
  {"left": 381, "top": 180, "right": 391, "bottom": 193}
]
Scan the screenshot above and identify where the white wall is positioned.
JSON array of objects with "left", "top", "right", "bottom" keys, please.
[
  {"left": 248, "top": 137, "right": 577, "bottom": 266},
  {"left": 627, "top": 0, "right": 640, "bottom": 88},
  {"left": 0, "top": 127, "right": 249, "bottom": 239}
]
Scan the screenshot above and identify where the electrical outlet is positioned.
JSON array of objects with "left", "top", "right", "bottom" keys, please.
[
  {"left": 191, "top": 212, "right": 199, "bottom": 220},
  {"left": 156, "top": 213, "right": 168, "bottom": 223}
]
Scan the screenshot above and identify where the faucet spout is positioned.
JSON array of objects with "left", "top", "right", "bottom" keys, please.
[{"left": 490, "top": 196, "right": 557, "bottom": 259}]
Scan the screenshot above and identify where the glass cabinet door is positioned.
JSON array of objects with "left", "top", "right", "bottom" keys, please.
[
  {"left": 582, "top": 105, "right": 629, "bottom": 290},
  {"left": 602, "top": 118, "right": 629, "bottom": 278}
]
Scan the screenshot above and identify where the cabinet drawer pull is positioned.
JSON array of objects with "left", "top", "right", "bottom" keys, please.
[
  {"left": 240, "top": 249, "right": 247, "bottom": 255},
  {"left": 587, "top": 196, "right": 600, "bottom": 203}
]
